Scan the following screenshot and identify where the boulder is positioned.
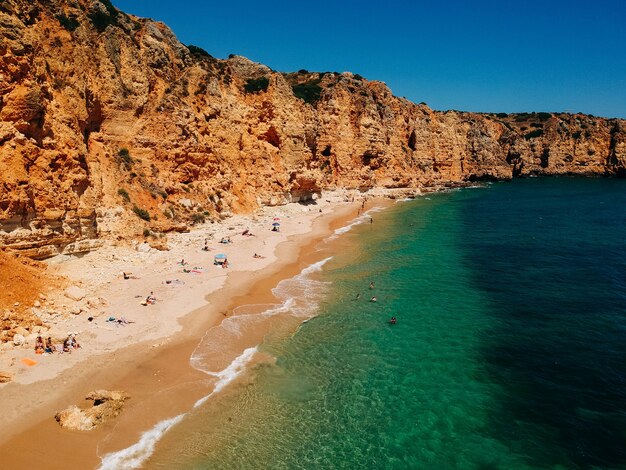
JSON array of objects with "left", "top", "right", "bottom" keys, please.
[
  {"left": 136, "top": 242, "right": 151, "bottom": 253},
  {"left": 65, "top": 286, "right": 86, "bottom": 301},
  {"left": 12, "top": 333, "right": 24, "bottom": 346},
  {"left": 55, "top": 390, "right": 130, "bottom": 431},
  {"left": 0, "top": 371, "right": 13, "bottom": 383},
  {"left": 14, "top": 326, "right": 29, "bottom": 337}
]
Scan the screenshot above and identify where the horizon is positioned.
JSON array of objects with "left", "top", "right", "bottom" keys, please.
[{"left": 114, "top": 0, "right": 626, "bottom": 119}]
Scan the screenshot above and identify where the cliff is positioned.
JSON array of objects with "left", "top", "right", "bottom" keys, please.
[{"left": 1, "top": 0, "right": 625, "bottom": 259}]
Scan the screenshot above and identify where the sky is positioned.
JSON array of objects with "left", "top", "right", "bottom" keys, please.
[{"left": 114, "top": 0, "right": 626, "bottom": 118}]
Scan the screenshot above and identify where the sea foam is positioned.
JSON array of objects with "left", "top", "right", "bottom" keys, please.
[
  {"left": 98, "top": 346, "right": 258, "bottom": 470},
  {"left": 98, "top": 414, "right": 184, "bottom": 470}
]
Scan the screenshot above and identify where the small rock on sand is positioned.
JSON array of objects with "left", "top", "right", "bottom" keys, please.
[
  {"left": 0, "top": 371, "right": 13, "bottom": 383},
  {"left": 65, "top": 286, "right": 86, "bottom": 301}
]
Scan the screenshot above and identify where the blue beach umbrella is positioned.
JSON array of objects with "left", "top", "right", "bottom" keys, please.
[
  {"left": 272, "top": 222, "right": 281, "bottom": 226},
  {"left": 214, "top": 253, "right": 227, "bottom": 259}
]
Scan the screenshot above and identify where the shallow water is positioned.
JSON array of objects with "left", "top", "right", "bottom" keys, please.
[{"left": 145, "top": 178, "right": 626, "bottom": 469}]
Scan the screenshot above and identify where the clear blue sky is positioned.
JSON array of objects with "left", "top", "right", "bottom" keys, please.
[{"left": 114, "top": 0, "right": 625, "bottom": 118}]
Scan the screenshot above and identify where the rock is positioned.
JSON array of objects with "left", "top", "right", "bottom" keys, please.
[
  {"left": 0, "top": 371, "right": 13, "bottom": 383},
  {"left": 69, "top": 306, "right": 82, "bottom": 315},
  {"left": 136, "top": 242, "right": 151, "bottom": 253},
  {"left": 55, "top": 390, "right": 130, "bottom": 431},
  {"left": 33, "top": 301, "right": 41, "bottom": 308},
  {"left": 65, "top": 286, "right": 86, "bottom": 301},
  {"left": 54, "top": 405, "right": 94, "bottom": 431},
  {"left": 12, "top": 334, "right": 25, "bottom": 346},
  {"left": 14, "top": 326, "right": 29, "bottom": 337}
]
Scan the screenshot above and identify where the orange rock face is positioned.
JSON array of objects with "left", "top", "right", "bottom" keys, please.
[{"left": 0, "top": 0, "right": 624, "bottom": 258}]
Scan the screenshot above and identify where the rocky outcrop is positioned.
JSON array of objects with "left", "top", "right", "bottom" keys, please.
[
  {"left": 54, "top": 390, "right": 130, "bottom": 430},
  {"left": 0, "top": 371, "right": 13, "bottom": 383},
  {"left": 0, "top": 0, "right": 624, "bottom": 258}
]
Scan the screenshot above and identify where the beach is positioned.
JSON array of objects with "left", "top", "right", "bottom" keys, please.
[{"left": 0, "top": 190, "right": 385, "bottom": 469}]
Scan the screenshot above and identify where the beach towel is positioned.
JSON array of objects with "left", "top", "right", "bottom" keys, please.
[{"left": 21, "top": 358, "right": 37, "bottom": 366}]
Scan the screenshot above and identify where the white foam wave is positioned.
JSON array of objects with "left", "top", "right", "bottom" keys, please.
[
  {"left": 270, "top": 257, "right": 332, "bottom": 318},
  {"left": 298, "top": 256, "right": 332, "bottom": 277},
  {"left": 328, "top": 207, "right": 384, "bottom": 239},
  {"left": 99, "top": 346, "right": 259, "bottom": 470},
  {"left": 194, "top": 345, "right": 258, "bottom": 408},
  {"left": 98, "top": 414, "right": 184, "bottom": 470}
]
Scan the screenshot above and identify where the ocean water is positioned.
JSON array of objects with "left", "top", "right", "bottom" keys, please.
[{"left": 140, "top": 177, "right": 626, "bottom": 469}]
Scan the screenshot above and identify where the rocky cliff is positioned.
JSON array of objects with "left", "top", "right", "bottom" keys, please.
[{"left": 1, "top": 0, "right": 625, "bottom": 258}]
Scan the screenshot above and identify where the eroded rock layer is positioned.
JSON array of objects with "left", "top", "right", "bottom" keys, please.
[{"left": 1, "top": 0, "right": 625, "bottom": 258}]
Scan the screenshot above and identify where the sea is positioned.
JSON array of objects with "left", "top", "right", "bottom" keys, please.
[{"left": 101, "top": 177, "right": 626, "bottom": 469}]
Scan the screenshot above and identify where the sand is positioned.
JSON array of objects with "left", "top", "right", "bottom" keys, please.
[{"left": 0, "top": 190, "right": 386, "bottom": 469}]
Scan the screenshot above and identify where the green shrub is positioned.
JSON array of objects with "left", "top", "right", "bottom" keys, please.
[
  {"left": 524, "top": 129, "right": 544, "bottom": 140},
  {"left": 191, "top": 213, "right": 205, "bottom": 224},
  {"left": 56, "top": 14, "right": 80, "bottom": 31},
  {"left": 536, "top": 112, "right": 552, "bottom": 122},
  {"left": 572, "top": 131, "right": 582, "bottom": 139},
  {"left": 89, "top": 10, "right": 116, "bottom": 31},
  {"left": 143, "top": 228, "right": 151, "bottom": 237},
  {"left": 244, "top": 77, "right": 270, "bottom": 94},
  {"left": 118, "top": 148, "right": 133, "bottom": 170},
  {"left": 496, "top": 112, "right": 508, "bottom": 118},
  {"left": 187, "top": 45, "right": 213, "bottom": 59},
  {"left": 292, "top": 81, "right": 323, "bottom": 105},
  {"left": 132, "top": 205, "right": 150, "bottom": 221},
  {"left": 88, "top": 0, "right": 118, "bottom": 31},
  {"left": 117, "top": 188, "right": 130, "bottom": 202}
]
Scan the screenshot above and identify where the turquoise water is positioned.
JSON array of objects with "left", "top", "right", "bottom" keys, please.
[{"left": 148, "top": 178, "right": 626, "bottom": 469}]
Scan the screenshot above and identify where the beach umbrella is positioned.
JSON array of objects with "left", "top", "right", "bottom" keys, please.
[
  {"left": 273, "top": 217, "right": 281, "bottom": 221},
  {"left": 272, "top": 222, "right": 281, "bottom": 226},
  {"left": 214, "top": 253, "right": 227, "bottom": 259}
]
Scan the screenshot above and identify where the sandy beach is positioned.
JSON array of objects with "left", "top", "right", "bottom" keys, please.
[{"left": 0, "top": 190, "right": 390, "bottom": 469}]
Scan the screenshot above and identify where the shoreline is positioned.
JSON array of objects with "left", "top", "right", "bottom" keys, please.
[{"left": 0, "top": 191, "right": 385, "bottom": 468}]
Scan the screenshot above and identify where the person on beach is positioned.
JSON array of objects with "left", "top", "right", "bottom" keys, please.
[
  {"left": 34, "top": 336, "right": 44, "bottom": 354},
  {"left": 123, "top": 272, "right": 130, "bottom": 280},
  {"left": 45, "top": 337, "right": 53, "bottom": 354},
  {"left": 253, "top": 253, "right": 263, "bottom": 258},
  {"left": 68, "top": 334, "right": 80, "bottom": 349},
  {"left": 203, "top": 240, "right": 209, "bottom": 251},
  {"left": 144, "top": 291, "right": 156, "bottom": 305},
  {"left": 62, "top": 338, "right": 71, "bottom": 353},
  {"left": 223, "top": 259, "right": 229, "bottom": 268}
]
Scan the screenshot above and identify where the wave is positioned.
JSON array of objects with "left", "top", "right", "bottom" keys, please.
[
  {"left": 194, "top": 346, "right": 258, "bottom": 408},
  {"left": 328, "top": 207, "right": 384, "bottom": 239},
  {"left": 98, "top": 414, "right": 184, "bottom": 470},
  {"left": 98, "top": 347, "right": 259, "bottom": 470}
]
